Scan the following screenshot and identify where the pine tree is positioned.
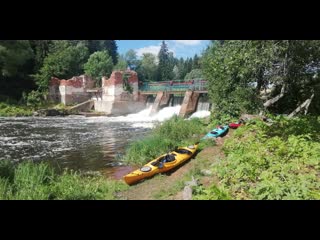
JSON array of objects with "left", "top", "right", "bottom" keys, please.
[
  {"left": 193, "top": 54, "right": 200, "bottom": 69},
  {"left": 158, "top": 41, "right": 173, "bottom": 81}
]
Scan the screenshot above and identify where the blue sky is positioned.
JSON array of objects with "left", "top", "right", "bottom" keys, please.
[{"left": 117, "top": 40, "right": 211, "bottom": 59}]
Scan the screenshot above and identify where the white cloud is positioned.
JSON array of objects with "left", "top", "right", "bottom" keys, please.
[
  {"left": 175, "top": 40, "right": 202, "bottom": 45},
  {"left": 135, "top": 44, "right": 175, "bottom": 58},
  {"left": 135, "top": 45, "right": 161, "bottom": 57}
]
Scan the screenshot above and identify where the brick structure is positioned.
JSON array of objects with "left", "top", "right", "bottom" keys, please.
[
  {"left": 48, "top": 75, "right": 95, "bottom": 105},
  {"left": 94, "top": 70, "right": 146, "bottom": 116}
]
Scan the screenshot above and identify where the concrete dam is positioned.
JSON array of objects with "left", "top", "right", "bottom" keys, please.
[{"left": 48, "top": 70, "right": 210, "bottom": 117}]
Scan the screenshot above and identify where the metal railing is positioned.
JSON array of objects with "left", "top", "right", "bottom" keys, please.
[{"left": 139, "top": 79, "right": 207, "bottom": 92}]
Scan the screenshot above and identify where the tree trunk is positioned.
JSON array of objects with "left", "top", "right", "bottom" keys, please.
[
  {"left": 288, "top": 93, "right": 314, "bottom": 118},
  {"left": 263, "top": 84, "right": 286, "bottom": 107},
  {"left": 263, "top": 47, "right": 289, "bottom": 108},
  {"left": 256, "top": 67, "right": 265, "bottom": 93},
  {"left": 304, "top": 94, "right": 313, "bottom": 115}
]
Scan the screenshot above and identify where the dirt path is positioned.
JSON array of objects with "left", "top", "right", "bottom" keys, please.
[{"left": 117, "top": 130, "right": 234, "bottom": 200}]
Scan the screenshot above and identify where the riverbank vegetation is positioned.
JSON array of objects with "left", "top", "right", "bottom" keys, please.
[
  {"left": 122, "top": 116, "right": 215, "bottom": 165},
  {"left": 193, "top": 116, "right": 320, "bottom": 200},
  {"left": 0, "top": 161, "right": 127, "bottom": 200},
  {"left": 203, "top": 40, "right": 320, "bottom": 117},
  {"left": 0, "top": 102, "right": 33, "bottom": 117}
]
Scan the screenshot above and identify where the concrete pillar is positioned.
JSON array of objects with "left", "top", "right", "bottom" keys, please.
[
  {"left": 179, "top": 90, "right": 200, "bottom": 117},
  {"left": 150, "top": 92, "right": 172, "bottom": 116}
]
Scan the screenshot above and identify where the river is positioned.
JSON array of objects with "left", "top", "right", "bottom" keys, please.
[{"left": 0, "top": 106, "right": 210, "bottom": 179}]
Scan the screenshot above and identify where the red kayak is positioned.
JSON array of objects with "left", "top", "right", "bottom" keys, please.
[
  {"left": 229, "top": 123, "right": 242, "bottom": 129},
  {"left": 229, "top": 119, "right": 245, "bottom": 129}
]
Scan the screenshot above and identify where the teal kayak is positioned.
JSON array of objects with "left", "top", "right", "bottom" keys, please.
[{"left": 202, "top": 125, "right": 229, "bottom": 139}]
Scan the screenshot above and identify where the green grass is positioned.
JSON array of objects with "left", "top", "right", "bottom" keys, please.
[
  {"left": 153, "top": 179, "right": 185, "bottom": 199},
  {"left": 0, "top": 101, "right": 73, "bottom": 117},
  {"left": 0, "top": 102, "right": 33, "bottom": 117},
  {"left": 123, "top": 116, "right": 210, "bottom": 165},
  {"left": 193, "top": 116, "right": 320, "bottom": 200},
  {"left": 0, "top": 161, "right": 128, "bottom": 200}
]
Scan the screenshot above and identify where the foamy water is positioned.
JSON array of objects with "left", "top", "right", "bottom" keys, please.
[
  {"left": 86, "top": 105, "right": 182, "bottom": 127},
  {"left": 188, "top": 110, "right": 211, "bottom": 119}
]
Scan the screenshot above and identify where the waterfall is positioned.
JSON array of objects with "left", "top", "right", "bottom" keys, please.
[
  {"left": 196, "top": 94, "right": 211, "bottom": 111},
  {"left": 169, "top": 95, "right": 184, "bottom": 106},
  {"left": 146, "top": 95, "right": 155, "bottom": 108}
]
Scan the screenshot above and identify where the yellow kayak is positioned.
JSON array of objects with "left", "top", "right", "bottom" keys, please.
[{"left": 123, "top": 143, "right": 199, "bottom": 185}]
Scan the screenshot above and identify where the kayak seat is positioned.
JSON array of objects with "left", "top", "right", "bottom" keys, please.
[{"left": 175, "top": 149, "right": 192, "bottom": 155}]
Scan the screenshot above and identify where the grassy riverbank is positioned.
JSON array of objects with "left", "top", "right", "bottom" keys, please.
[
  {"left": 0, "top": 161, "right": 128, "bottom": 200},
  {"left": 193, "top": 116, "right": 320, "bottom": 200},
  {"left": 0, "top": 102, "right": 73, "bottom": 117},
  {"left": 0, "top": 102, "right": 34, "bottom": 117},
  {"left": 119, "top": 115, "right": 320, "bottom": 200},
  {"left": 122, "top": 116, "right": 215, "bottom": 166}
]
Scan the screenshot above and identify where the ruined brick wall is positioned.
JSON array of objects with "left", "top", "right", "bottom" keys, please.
[
  {"left": 102, "top": 70, "right": 140, "bottom": 102},
  {"left": 48, "top": 75, "right": 95, "bottom": 105},
  {"left": 94, "top": 70, "right": 146, "bottom": 115}
]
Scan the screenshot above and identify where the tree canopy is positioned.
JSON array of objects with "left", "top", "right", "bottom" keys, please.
[
  {"left": 203, "top": 40, "right": 320, "bottom": 117},
  {"left": 84, "top": 51, "right": 114, "bottom": 86}
]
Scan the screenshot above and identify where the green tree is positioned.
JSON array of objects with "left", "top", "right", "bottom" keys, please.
[
  {"left": 158, "top": 41, "right": 174, "bottom": 81},
  {"left": 86, "top": 40, "right": 118, "bottom": 65},
  {"left": 202, "top": 40, "right": 276, "bottom": 116},
  {"left": 202, "top": 40, "right": 320, "bottom": 117},
  {"left": 184, "top": 69, "right": 203, "bottom": 80},
  {"left": 62, "top": 40, "right": 118, "bottom": 65},
  {"left": 29, "top": 40, "right": 53, "bottom": 72},
  {"left": 113, "top": 54, "right": 127, "bottom": 71},
  {"left": 125, "top": 49, "right": 139, "bottom": 70},
  {"left": 192, "top": 54, "right": 200, "bottom": 69},
  {"left": 0, "top": 40, "right": 34, "bottom": 77},
  {"left": 35, "top": 41, "right": 89, "bottom": 91},
  {"left": 0, "top": 40, "right": 35, "bottom": 100},
  {"left": 139, "top": 53, "right": 157, "bottom": 81},
  {"left": 185, "top": 57, "right": 193, "bottom": 74},
  {"left": 172, "top": 65, "right": 179, "bottom": 80},
  {"left": 177, "top": 58, "right": 186, "bottom": 79},
  {"left": 84, "top": 51, "right": 114, "bottom": 86},
  {"left": 100, "top": 40, "right": 118, "bottom": 65}
]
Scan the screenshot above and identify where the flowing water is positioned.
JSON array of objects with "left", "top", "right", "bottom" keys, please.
[{"left": 0, "top": 105, "right": 210, "bottom": 179}]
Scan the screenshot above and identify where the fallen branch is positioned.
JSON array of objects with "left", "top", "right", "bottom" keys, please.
[
  {"left": 263, "top": 84, "right": 286, "bottom": 107},
  {"left": 288, "top": 93, "right": 315, "bottom": 118}
]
